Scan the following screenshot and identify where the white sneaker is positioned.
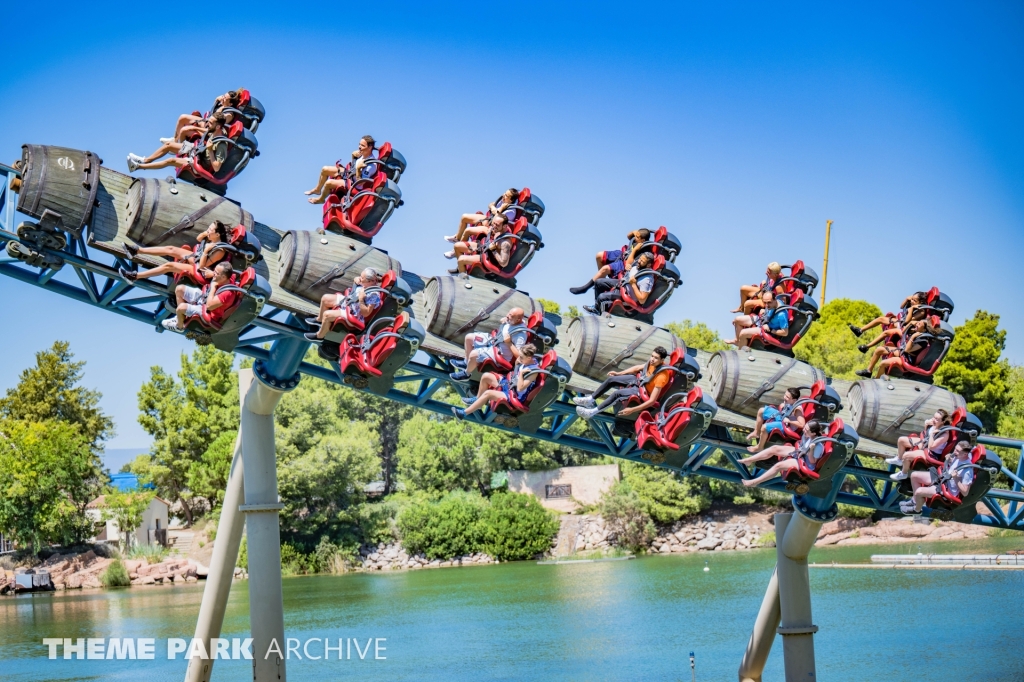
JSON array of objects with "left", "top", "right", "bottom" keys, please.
[
  {"left": 889, "top": 471, "right": 908, "bottom": 481},
  {"left": 159, "top": 138, "right": 173, "bottom": 144},
  {"left": 884, "top": 457, "right": 901, "bottom": 466},
  {"left": 127, "top": 155, "right": 140, "bottom": 172},
  {"left": 576, "top": 406, "right": 599, "bottom": 419},
  {"left": 161, "top": 318, "right": 182, "bottom": 332},
  {"left": 572, "top": 395, "right": 596, "bottom": 407},
  {"left": 444, "top": 235, "right": 458, "bottom": 243},
  {"left": 443, "top": 250, "right": 456, "bottom": 260}
]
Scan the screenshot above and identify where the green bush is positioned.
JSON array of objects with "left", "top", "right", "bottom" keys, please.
[
  {"left": 101, "top": 559, "right": 131, "bottom": 587},
  {"left": 599, "top": 481, "right": 656, "bottom": 551},
  {"left": 396, "top": 491, "right": 487, "bottom": 559},
  {"left": 237, "top": 536, "right": 247, "bottom": 570},
  {"left": 279, "top": 543, "right": 310, "bottom": 575},
  {"left": 127, "top": 543, "right": 169, "bottom": 563},
  {"left": 621, "top": 462, "right": 709, "bottom": 524},
  {"left": 481, "top": 491, "right": 559, "bottom": 561}
]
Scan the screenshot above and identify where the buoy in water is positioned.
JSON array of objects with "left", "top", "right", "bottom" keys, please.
[{"left": 703, "top": 561, "right": 709, "bottom": 573}]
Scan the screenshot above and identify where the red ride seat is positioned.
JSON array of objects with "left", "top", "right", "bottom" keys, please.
[
  {"left": 487, "top": 350, "right": 557, "bottom": 415},
  {"left": 464, "top": 216, "right": 543, "bottom": 281},
  {"left": 635, "top": 386, "right": 706, "bottom": 451},
  {"left": 881, "top": 316, "right": 954, "bottom": 380},
  {"left": 603, "top": 253, "right": 682, "bottom": 319},
  {"left": 472, "top": 311, "right": 558, "bottom": 375},
  {"left": 782, "top": 418, "right": 845, "bottom": 484},
  {"left": 181, "top": 268, "right": 254, "bottom": 332},
  {"left": 323, "top": 270, "right": 397, "bottom": 336},
  {"left": 338, "top": 311, "right": 411, "bottom": 378},
  {"left": 176, "top": 120, "right": 259, "bottom": 193},
  {"left": 918, "top": 445, "right": 990, "bottom": 512}
]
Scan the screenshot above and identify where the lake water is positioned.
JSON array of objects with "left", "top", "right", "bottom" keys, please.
[{"left": 2, "top": 536, "right": 1022, "bottom": 681}]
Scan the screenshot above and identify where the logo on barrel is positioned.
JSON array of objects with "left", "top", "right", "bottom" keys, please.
[{"left": 57, "top": 157, "right": 76, "bottom": 171}]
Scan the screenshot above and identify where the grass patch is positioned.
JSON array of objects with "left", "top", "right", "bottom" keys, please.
[
  {"left": 127, "top": 544, "right": 170, "bottom": 563},
  {"left": 562, "top": 547, "right": 633, "bottom": 561},
  {"left": 100, "top": 559, "right": 131, "bottom": 588},
  {"left": 987, "top": 528, "right": 1024, "bottom": 537},
  {"left": 755, "top": 531, "right": 776, "bottom": 547}
]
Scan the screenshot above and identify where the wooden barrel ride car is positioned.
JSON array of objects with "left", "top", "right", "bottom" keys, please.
[
  {"left": 16, "top": 144, "right": 102, "bottom": 238},
  {"left": 123, "top": 177, "right": 254, "bottom": 248},
  {"left": 277, "top": 229, "right": 401, "bottom": 303},
  {"left": 562, "top": 316, "right": 684, "bottom": 383},
  {"left": 846, "top": 378, "right": 966, "bottom": 446},
  {"left": 706, "top": 349, "right": 826, "bottom": 418},
  {"left": 419, "top": 276, "right": 543, "bottom": 344}
]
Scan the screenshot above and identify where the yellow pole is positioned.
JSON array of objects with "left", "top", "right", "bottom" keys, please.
[{"left": 821, "top": 220, "right": 833, "bottom": 305}]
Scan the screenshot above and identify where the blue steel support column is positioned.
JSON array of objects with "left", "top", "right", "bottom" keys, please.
[{"left": 239, "top": 330, "right": 307, "bottom": 682}]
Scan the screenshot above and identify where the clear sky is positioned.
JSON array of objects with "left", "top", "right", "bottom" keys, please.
[{"left": 1, "top": 1, "right": 1021, "bottom": 450}]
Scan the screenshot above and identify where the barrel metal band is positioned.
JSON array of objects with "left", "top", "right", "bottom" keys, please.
[
  {"left": 239, "top": 503, "right": 285, "bottom": 513},
  {"left": 777, "top": 625, "right": 819, "bottom": 636}
]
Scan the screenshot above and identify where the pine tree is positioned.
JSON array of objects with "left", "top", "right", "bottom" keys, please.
[{"left": 935, "top": 310, "right": 1010, "bottom": 431}]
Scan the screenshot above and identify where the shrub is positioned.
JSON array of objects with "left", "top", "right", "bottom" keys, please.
[
  {"left": 621, "top": 462, "right": 709, "bottom": 524},
  {"left": 127, "top": 544, "right": 169, "bottom": 563},
  {"left": 755, "top": 531, "right": 776, "bottom": 547},
  {"left": 101, "top": 559, "right": 131, "bottom": 588},
  {"left": 280, "top": 543, "right": 310, "bottom": 576},
  {"left": 600, "top": 482, "right": 655, "bottom": 551},
  {"left": 397, "top": 491, "right": 487, "bottom": 559},
  {"left": 481, "top": 491, "right": 559, "bottom": 561},
  {"left": 237, "top": 536, "right": 247, "bottom": 570},
  {"left": 309, "top": 536, "right": 355, "bottom": 574}
]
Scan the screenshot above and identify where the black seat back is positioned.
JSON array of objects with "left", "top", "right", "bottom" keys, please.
[{"left": 357, "top": 179, "right": 403, "bottom": 231}]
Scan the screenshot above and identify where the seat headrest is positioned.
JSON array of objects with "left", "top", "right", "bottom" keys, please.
[
  {"left": 827, "top": 418, "right": 844, "bottom": 436},
  {"left": 380, "top": 270, "right": 397, "bottom": 289},
  {"left": 654, "top": 226, "right": 667, "bottom": 243},
  {"left": 927, "top": 286, "right": 940, "bottom": 304},
  {"left": 950, "top": 406, "right": 966, "bottom": 426},
  {"left": 236, "top": 126, "right": 259, "bottom": 150},
  {"left": 540, "top": 350, "right": 557, "bottom": 369},
  {"left": 393, "top": 311, "right": 410, "bottom": 331},
  {"left": 669, "top": 347, "right": 686, "bottom": 367},
  {"left": 513, "top": 216, "right": 529, "bottom": 235},
  {"left": 970, "top": 444, "right": 985, "bottom": 464},
  {"left": 790, "top": 259, "right": 804, "bottom": 275},
  {"left": 686, "top": 386, "right": 703, "bottom": 406},
  {"left": 527, "top": 310, "right": 544, "bottom": 329},
  {"left": 652, "top": 254, "right": 666, "bottom": 271},
  {"left": 229, "top": 224, "right": 247, "bottom": 244},
  {"left": 809, "top": 379, "right": 825, "bottom": 398},
  {"left": 239, "top": 267, "right": 256, "bottom": 289},
  {"left": 228, "top": 120, "right": 245, "bottom": 139},
  {"left": 238, "top": 89, "right": 251, "bottom": 106},
  {"left": 379, "top": 142, "right": 393, "bottom": 159},
  {"left": 519, "top": 187, "right": 531, "bottom": 203}
]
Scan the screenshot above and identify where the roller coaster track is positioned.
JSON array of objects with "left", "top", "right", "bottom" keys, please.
[{"left": 1, "top": 161, "right": 1022, "bottom": 529}]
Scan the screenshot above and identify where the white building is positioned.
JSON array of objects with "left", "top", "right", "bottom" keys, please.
[{"left": 86, "top": 495, "right": 170, "bottom": 547}]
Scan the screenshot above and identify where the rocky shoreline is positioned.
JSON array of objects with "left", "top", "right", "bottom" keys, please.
[{"left": 0, "top": 550, "right": 211, "bottom": 594}]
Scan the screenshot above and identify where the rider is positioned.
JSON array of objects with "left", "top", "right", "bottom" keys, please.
[
  {"left": 746, "top": 387, "right": 805, "bottom": 453},
  {"left": 305, "top": 267, "right": 383, "bottom": 341},
  {"left": 726, "top": 292, "right": 789, "bottom": 349},
  {"left": 451, "top": 343, "right": 540, "bottom": 420},
  {"left": 449, "top": 215, "right": 514, "bottom": 274},
  {"left": 899, "top": 440, "right": 975, "bottom": 514},
  {"left": 449, "top": 307, "right": 528, "bottom": 381},
  {"left": 848, "top": 291, "right": 927, "bottom": 338},
  {"left": 161, "top": 262, "right": 238, "bottom": 332},
  {"left": 854, "top": 317, "right": 937, "bottom": 378},
  {"left": 740, "top": 420, "right": 825, "bottom": 487},
  {"left": 128, "top": 91, "right": 245, "bottom": 169},
  {"left": 128, "top": 113, "right": 231, "bottom": 175},
  {"left": 888, "top": 409, "right": 953, "bottom": 480},
  {"left": 305, "top": 135, "right": 379, "bottom": 205},
  {"left": 445, "top": 188, "right": 521, "bottom": 244},
  {"left": 733, "top": 262, "right": 783, "bottom": 314},
  {"left": 574, "top": 347, "right": 670, "bottom": 420},
  {"left": 569, "top": 229, "right": 651, "bottom": 295},
  {"left": 118, "top": 221, "right": 230, "bottom": 283},
  {"left": 586, "top": 252, "right": 656, "bottom": 315}
]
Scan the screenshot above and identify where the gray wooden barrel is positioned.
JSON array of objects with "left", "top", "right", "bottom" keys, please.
[
  {"left": 277, "top": 230, "right": 402, "bottom": 302},
  {"left": 562, "top": 316, "right": 684, "bottom": 382},
  {"left": 419, "top": 276, "right": 542, "bottom": 343},
  {"left": 847, "top": 378, "right": 966, "bottom": 446},
  {"left": 16, "top": 145, "right": 102, "bottom": 237},
  {"left": 124, "top": 178, "right": 254, "bottom": 247},
  {"left": 707, "top": 349, "right": 826, "bottom": 418}
]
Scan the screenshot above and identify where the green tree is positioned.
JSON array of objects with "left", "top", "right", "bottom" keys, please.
[
  {"left": 481, "top": 491, "right": 559, "bottom": 560},
  {"left": 101, "top": 491, "right": 155, "bottom": 551},
  {"left": 663, "top": 320, "right": 729, "bottom": 353},
  {"left": 996, "top": 365, "right": 1024, "bottom": 475},
  {"left": 620, "top": 461, "right": 710, "bottom": 524},
  {"left": 187, "top": 431, "right": 236, "bottom": 510},
  {"left": 397, "top": 413, "right": 486, "bottom": 493},
  {"left": 935, "top": 310, "right": 1010, "bottom": 431},
  {"left": 793, "top": 298, "right": 883, "bottom": 379},
  {"left": 0, "top": 341, "right": 115, "bottom": 448},
  {"left": 599, "top": 480, "right": 655, "bottom": 551},
  {"left": 276, "top": 421, "right": 380, "bottom": 549},
  {"left": 136, "top": 346, "right": 239, "bottom": 524},
  {"left": 0, "top": 420, "right": 97, "bottom": 550}
]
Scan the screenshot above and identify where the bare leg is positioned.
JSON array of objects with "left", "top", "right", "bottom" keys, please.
[
  {"left": 309, "top": 178, "right": 346, "bottom": 205},
  {"left": 174, "top": 114, "right": 204, "bottom": 141},
  {"left": 141, "top": 141, "right": 183, "bottom": 164},
  {"left": 135, "top": 261, "right": 193, "bottom": 280},
  {"left": 748, "top": 406, "right": 766, "bottom": 440},
  {"left": 747, "top": 426, "right": 777, "bottom": 453},
  {"left": 737, "top": 326, "right": 761, "bottom": 349},
  {"left": 743, "top": 458, "right": 800, "bottom": 487},
  {"left": 466, "top": 348, "right": 488, "bottom": 374},
  {"left": 136, "top": 245, "right": 192, "bottom": 260},
  {"left": 465, "top": 388, "right": 506, "bottom": 416},
  {"left": 739, "top": 444, "right": 795, "bottom": 465},
  {"left": 458, "top": 254, "right": 482, "bottom": 275},
  {"left": 317, "top": 294, "right": 337, "bottom": 323},
  {"left": 463, "top": 334, "right": 475, "bottom": 362},
  {"left": 174, "top": 285, "right": 188, "bottom": 306},
  {"left": 137, "top": 157, "right": 188, "bottom": 171},
  {"left": 735, "top": 284, "right": 760, "bottom": 312},
  {"left": 175, "top": 302, "right": 188, "bottom": 329},
  {"left": 454, "top": 214, "right": 487, "bottom": 242},
  {"left": 306, "top": 165, "right": 340, "bottom": 195}
]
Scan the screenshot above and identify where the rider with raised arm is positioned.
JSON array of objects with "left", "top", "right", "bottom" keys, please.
[
  {"left": 848, "top": 291, "right": 926, "bottom": 339},
  {"left": 449, "top": 307, "right": 528, "bottom": 381},
  {"left": 119, "top": 221, "right": 230, "bottom": 283},
  {"left": 574, "top": 347, "right": 669, "bottom": 419},
  {"left": 305, "top": 135, "right": 378, "bottom": 205},
  {"left": 854, "top": 317, "right": 936, "bottom": 378},
  {"left": 585, "top": 251, "right": 655, "bottom": 315},
  {"left": 740, "top": 420, "right": 825, "bottom": 487},
  {"left": 451, "top": 344, "right": 540, "bottom": 420},
  {"left": 128, "top": 113, "right": 230, "bottom": 174},
  {"left": 746, "top": 387, "right": 805, "bottom": 453},
  {"left": 888, "top": 409, "right": 953, "bottom": 480},
  {"left": 306, "top": 268, "right": 383, "bottom": 341},
  {"left": 733, "top": 262, "right": 783, "bottom": 314},
  {"left": 449, "top": 215, "right": 513, "bottom": 274}
]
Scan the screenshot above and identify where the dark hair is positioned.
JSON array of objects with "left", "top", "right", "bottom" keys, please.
[
  {"left": 805, "top": 420, "right": 823, "bottom": 436},
  {"left": 506, "top": 188, "right": 520, "bottom": 203},
  {"left": 491, "top": 213, "right": 507, "bottom": 226},
  {"left": 652, "top": 346, "right": 669, "bottom": 359},
  {"left": 212, "top": 220, "right": 229, "bottom": 242},
  {"left": 361, "top": 135, "right": 376, "bottom": 149},
  {"left": 214, "top": 261, "right": 233, "bottom": 276},
  {"left": 785, "top": 387, "right": 802, "bottom": 400},
  {"left": 208, "top": 112, "right": 228, "bottom": 130},
  {"left": 936, "top": 408, "right": 950, "bottom": 425},
  {"left": 635, "top": 229, "right": 651, "bottom": 241},
  {"left": 520, "top": 343, "right": 537, "bottom": 358}
]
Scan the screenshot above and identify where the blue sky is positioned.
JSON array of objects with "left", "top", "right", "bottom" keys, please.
[{"left": 1, "top": 1, "right": 1021, "bottom": 451}]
